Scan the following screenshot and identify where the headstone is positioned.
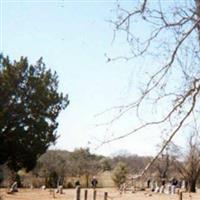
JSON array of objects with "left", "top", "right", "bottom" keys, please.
[
  {"left": 160, "top": 185, "right": 165, "bottom": 193},
  {"left": 155, "top": 186, "right": 160, "bottom": 193},
  {"left": 56, "top": 185, "right": 63, "bottom": 194},
  {"left": 41, "top": 185, "right": 46, "bottom": 190},
  {"left": 10, "top": 181, "right": 18, "bottom": 193},
  {"left": 171, "top": 185, "right": 176, "bottom": 194}
]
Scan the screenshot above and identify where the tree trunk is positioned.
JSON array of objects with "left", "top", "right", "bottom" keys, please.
[
  {"left": 188, "top": 180, "right": 196, "bottom": 193},
  {"left": 196, "top": 0, "right": 200, "bottom": 40},
  {"left": 85, "top": 174, "right": 89, "bottom": 188}
]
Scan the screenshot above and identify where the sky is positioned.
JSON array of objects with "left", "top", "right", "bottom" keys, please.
[{"left": 0, "top": 0, "right": 189, "bottom": 157}]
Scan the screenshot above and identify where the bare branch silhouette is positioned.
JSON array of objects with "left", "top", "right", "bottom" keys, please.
[{"left": 98, "top": 0, "right": 200, "bottom": 178}]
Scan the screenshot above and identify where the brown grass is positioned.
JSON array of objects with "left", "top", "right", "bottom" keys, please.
[{"left": 0, "top": 188, "right": 200, "bottom": 200}]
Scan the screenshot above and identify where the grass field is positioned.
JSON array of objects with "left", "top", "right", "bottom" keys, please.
[{"left": 0, "top": 188, "right": 200, "bottom": 200}]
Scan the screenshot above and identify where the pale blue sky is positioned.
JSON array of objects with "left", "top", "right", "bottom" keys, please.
[{"left": 1, "top": 0, "right": 189, "bottom": 156}]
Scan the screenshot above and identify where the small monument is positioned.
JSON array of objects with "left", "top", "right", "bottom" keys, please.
[{"left": 7, "top": 181, "right": 18, "bottom": 194}]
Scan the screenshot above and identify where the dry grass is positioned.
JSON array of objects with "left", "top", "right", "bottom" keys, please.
[{"left": 0, "top": 188, "right": 200, "bottom": 200}]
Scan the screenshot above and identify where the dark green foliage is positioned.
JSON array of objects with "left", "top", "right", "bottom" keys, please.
[
  {"left": 13, "top": 174, "right": 22, "bottom": 188},
  {"left": 0, "top": 55, "right": 69, "bottom": 172},
  {"left": 0, "top": 169, "right": 3, "bottom": 184}
]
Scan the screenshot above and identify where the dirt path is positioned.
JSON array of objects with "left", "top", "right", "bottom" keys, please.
[{"left": 0, "top": 188, "right": 199, "bottom": 200}]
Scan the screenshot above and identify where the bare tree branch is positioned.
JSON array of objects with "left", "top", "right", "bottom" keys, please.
[
  {"left": 97, "top": 0, "right": 200, "bottom": 179},
  {"left": 133, "top": 81, "right": 200, "bottom": 179}
]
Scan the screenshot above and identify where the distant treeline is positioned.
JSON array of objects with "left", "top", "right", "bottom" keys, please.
[
  {"left": 0, "top": 148, "right": 152, "bottom": 188},
  {"left": 1, "top": 147, "right": 199, "bottom": 192}
]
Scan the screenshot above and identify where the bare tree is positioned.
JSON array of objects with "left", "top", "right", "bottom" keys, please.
[
  {"left": 69, "top": 148, "right": 102, "bottom": 187},
  {"left": 155, "top": 154, "right": 170, "bottom": 180},
  {"left": 33, "top": 150, "right": 71, "bottom": 188},
  {"left": 100, "top": 0, "right": 200, "bottom": 178},
  {"left": 173, "top": 132, "right": 200, "bottom": 192},
  {"left": 153, "top": 141, "right": 179, "bottom": 180}
]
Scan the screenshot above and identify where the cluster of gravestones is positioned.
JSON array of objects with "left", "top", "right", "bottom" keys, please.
[{"left": 149, "top": 179, "right": 187, "bottom": 194}]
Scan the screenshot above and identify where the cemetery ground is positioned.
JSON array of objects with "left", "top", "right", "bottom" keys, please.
[{"left": 0, "top": 188, "right": 200, "bottom": 200}]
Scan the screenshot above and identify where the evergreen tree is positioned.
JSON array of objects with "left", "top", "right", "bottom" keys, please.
[{"left": 0, "top": 55, "right": 69, "bottom": 172}]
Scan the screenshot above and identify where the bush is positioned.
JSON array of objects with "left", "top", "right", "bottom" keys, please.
[
  {"left": 30, "top": 177, "right": 45, "bottom": 188},
  {"left": 112, "top": 162, "right": 129, "bottom": 188},
  {"left": 66, "top": 182, "right": 74, "bottom": 188},
  {"left": 14, "top": 174, "right": 22, "bottom": 188}
]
